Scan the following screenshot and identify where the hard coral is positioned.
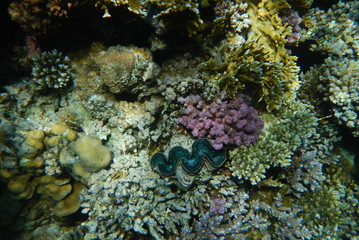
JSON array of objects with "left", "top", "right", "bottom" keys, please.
[
  {"left": 178, "top": 91, "right": 263, "bottom": 150},
  {"left": 95, "top": 45, "right": 158, "bottom": 95},
  {"left": 204, "top": 38, "right": 300, "bottom": 111},
  {"left": 302, "top": 57, "right": 359, "bottom": 137},
  {"left": 31, "top": 49, "right": 74, "bottom": 89},
  {"left": 229, "top": 101, "right": 318, "bottom": 185},
  {"left": 8, "top": 0, "right": 79, "bottom": 35}
]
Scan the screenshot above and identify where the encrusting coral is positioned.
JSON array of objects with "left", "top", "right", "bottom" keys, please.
[
  {"left": 73, "top": 44, "right": 158, "bottom": 100},
  {"left": 150, "top": 138, "right": 226, "bottom": 189}
]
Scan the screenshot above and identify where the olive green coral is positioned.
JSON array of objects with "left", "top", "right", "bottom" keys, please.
[
  {"left": 229, "top": 101, "right": 317, "bottom": 184},
  {"left": 302, "top": 1, "right": 359, "bottom": 59},
  {"left": 204, "top": 39, "right": 299, "bottom": 111},
  {"left": 302, "top": 57, "right": 359, "bottom": 137}
]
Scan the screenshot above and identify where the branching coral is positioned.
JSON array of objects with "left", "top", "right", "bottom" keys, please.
[
  {"left": 31, "top": 49, "right": 74, "bottom": 89},
  {"left": 8, "top": 0, "right": 79, "bottom": 35},
  {"left": 302, "top": 57, "right": 359, "bottom": 137},
  {"left": 203, "top": 0, "right": 300, "bottom": 111},
  {"left": 203, "top": 38, "right": 300, "bottom": 111},
  {"left": 178, "top": 91, "right": 263, "bottom": 150},
  {"left": 302, "top": 0, "right": 359, "bottom": 59},
  {"left": 81, "top": 151, "right": 212, "bottom": 240},
  {"left": 300, "top": 164, "right": 359, "bottom": 238},
  {"left": 229, "top": 100, "right": 317, "bottom": 184}
]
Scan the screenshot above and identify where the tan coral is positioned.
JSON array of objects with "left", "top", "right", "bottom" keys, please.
[
  {"left": 96, "top": 45, "right": 157, "bottom": 95},
  {"left": 53, "top": 182, "right": 85, "bottom": 217},
  {"left": 74, "top": 135, "right": 112, "bottom": 172},
  {"left": 37, "top": 183, "right": 72, "bottom": 201},
  {"left": 7, "top": 174, "right": 36, "bottom": 199}
]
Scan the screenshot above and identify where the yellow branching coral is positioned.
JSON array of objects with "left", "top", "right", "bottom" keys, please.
[
  {"left": 204, "top": 38, "right": 299, "bottom": 111},
  {"left": 93, "top": 0, "right": 144, "bottom": 17},
  {"left": 204, "top": 0, "right": 300, "bottom": 111}
]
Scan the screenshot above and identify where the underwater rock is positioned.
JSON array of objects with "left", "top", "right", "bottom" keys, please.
[{"left": 150, "top": 138, "right": 226, "bottom": 189}]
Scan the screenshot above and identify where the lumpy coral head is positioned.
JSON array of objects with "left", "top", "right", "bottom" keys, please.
[{"left": 178, "top": 91, "right": 264, "bottom": 149}]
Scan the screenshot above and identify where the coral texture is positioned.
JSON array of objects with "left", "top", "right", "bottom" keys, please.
[
  {"left": 302, "top": 1, "right": 359, "bottom": 59},
  {"left": 229, "top": 101, "right": 317, "bottom": 184},
  {"left": 178, "top": 91, "right": 263, "bottom": 150},
  {"left": 204, "top": 38, "right": 300, "bottom": 111},
  {"left": 59, "top": 134, "right": 112, "bottom": 183},
  {"left": 204, "top": 0, "right": 300, "bottom": 111},
  {"left": 282, "top": 10, "right": 303, "bottom": 44},
  {"left": 302, "top": 56, "right": 359, "bottom": 137},
  {"left": 32, "top": 50, "right": 74, "bottom": 89},
  {"left": 81, "top": 150, "right": 211, "bottom": 240},
  {"left": 8, "top": 0, "right": 79, "bottom": 35},
  {"left": 96, "top": 45, "right": 158, "bottom": 95}
]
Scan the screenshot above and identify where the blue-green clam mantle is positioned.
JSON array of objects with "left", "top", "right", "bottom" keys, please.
[{"left": 150, "top": 139, "right": 226, "bottom": 188}]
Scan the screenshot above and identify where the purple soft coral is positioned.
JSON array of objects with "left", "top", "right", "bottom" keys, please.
[{"left": 178, "top": 91, "right": 264, "bottom": 150}]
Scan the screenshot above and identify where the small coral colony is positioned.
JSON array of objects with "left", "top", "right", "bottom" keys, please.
[{"left": 1, "top": 0, "right": 358, "bottom": 239}]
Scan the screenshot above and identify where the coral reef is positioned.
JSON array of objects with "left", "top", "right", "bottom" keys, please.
[
  {"left": 302, "top": 1, "right": 359, "bottom": 59},
  {"left": 1, "top": 0, "right": 359, "bottom": 239},
  {"left": 8, "top": 0, "right": 79, "bottom": 35},
  {"left": 302, "top": 55, "right": 359, "bottom": 137},
  {"left": 59, "top": 134, "right": 112, "bottom": 183},
  {"left": 151, "top": 138, "right": 226, "bottom": 189},
  {"left": 178, "top": 91, "right": 264, "bottom": 150},
  {"left": 96, "top": 45, "right": 158, "bottom": 95},
  {"left": 229, "top": 101, "right": 317, "bottom": 184},
  {"left": 32, "top": 49, "right": 74, "bottom": 89}
]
